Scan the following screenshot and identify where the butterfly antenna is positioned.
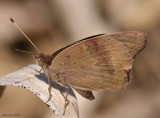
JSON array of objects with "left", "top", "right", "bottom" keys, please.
[
  {"left": 10, "top": 18, "right": 40, "bottom": 53},
  {"left": 13, "top": 48, "right": 35, "bottom": 54}
]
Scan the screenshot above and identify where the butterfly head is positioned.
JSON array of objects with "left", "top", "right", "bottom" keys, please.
[{"left": 33, "top": 53, "right": 51, "bottom": 67}]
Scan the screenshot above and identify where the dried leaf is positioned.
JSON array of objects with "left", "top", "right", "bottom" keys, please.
[{"left": 0, "top": 64, "right": 79, "bottom": 118}]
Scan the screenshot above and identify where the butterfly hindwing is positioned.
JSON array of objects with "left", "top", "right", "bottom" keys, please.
[{"left": 72, "top": 87, "right": 95, "bottom": 100}]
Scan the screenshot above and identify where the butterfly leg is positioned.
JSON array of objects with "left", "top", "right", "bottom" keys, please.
[
  {"left": 57, "top": 82, "right": 69, "bottom": 115},
  {"left": 35, "top": 67, "right": 43, "bottom": 73},
  {"left": 38, "top": 67, "right": 43, "bottom": 73},
  {"left": 46, "top": 76, "right": 52, "bottom": 103},
  {"left": 36, "top": 68, "right": 43, "bottom": 74},
  {"left": 36, "top": 62, "right": 44, "bottom": 73}
]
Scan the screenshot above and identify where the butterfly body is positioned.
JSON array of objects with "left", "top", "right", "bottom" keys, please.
[
  {"left": 34, "top": 31, "right": 146, "bottom": 101},
  {"left": 11, "top": 18, "right": 146, "bottom": 115}
]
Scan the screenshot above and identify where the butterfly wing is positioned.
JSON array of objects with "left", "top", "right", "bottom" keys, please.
[
  {"left": 109, "top": 32, "right": 146, "bottom": 59},
  {"left": 50, "top": 31, "right": 146, "bottom": 91},
  {"left": 72, "top": 87, "right": 95, "bottom": 100}
]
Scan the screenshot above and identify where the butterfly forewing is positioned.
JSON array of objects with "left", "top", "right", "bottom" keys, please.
[
  {"left": 49, "top": 31, "right": 146, "bottom": 91},
  {"left": 109, "top": 32, "right": 146, "bottom": 59}
]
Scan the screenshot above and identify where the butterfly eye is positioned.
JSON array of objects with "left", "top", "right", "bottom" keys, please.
[
  {"left": 43, "top": 56, "right": 47, "bottom": 62},
  {"left": 34, "top": 55, "right": 44, "bottom": 67},
  {"left": 39, "top": 54, "right": 46, "bottom": 62}
]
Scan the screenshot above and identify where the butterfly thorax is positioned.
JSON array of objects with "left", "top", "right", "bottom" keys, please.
[
  {"left": 34, "top": 53, "right": 51, "bottom": 67},
  {"left": 34, "top": 53, "right": 64, "bottom": 83}
]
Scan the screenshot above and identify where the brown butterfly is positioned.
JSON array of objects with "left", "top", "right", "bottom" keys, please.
[{"left": 10, "top": 18, "right": 146, "bottom": 115}]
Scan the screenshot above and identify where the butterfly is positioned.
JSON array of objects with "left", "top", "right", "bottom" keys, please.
[{"left": 10, "top": 18, "right": 146, "bottom": 115}]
